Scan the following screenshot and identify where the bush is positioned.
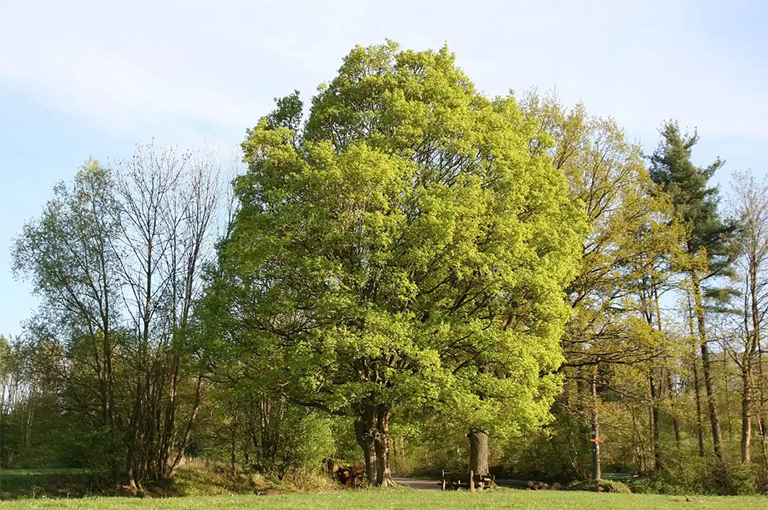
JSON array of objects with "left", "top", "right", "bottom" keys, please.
[
  {"left": 628, "top": 459, "right": 760, "bottom": 496},
  {"left": 568, "top": 479, "right": 632, "bottom": 493}
]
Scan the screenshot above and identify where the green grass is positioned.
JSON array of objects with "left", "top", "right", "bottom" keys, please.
[
  {"left": 0, "top": 469, "right": 89, "bottom": 476},
  {"left": 0, "top": 488, "right": 765, "bottom": 509},
  {"left": 0, "top": 468, "right": 105, "bottom": 499}
]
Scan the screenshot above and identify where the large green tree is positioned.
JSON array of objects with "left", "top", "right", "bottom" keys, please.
[{"left": 211, "top": 42, "right": 586, "bottom": 485}]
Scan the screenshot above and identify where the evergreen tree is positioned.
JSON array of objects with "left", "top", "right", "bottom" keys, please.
[{"left": 649, "top": 121, "right": 736, "bottom": 466}]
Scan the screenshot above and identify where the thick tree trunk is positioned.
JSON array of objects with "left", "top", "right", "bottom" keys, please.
[
  {"left": 374, "top": 406, "right": 395, "bottom": 486},
  {"left": 468, "top": 429, "right": 490, "bottom": 476},
  {"left": 691, "top": 270, "right": 726, "bottom": 465},
  {"left": 354, "top": 404, "right": 378, "bottom": 485}
]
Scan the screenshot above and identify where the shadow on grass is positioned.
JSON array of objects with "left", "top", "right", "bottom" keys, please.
[{"left": 0, "top": 465, "right": 339, "bottom": 500}]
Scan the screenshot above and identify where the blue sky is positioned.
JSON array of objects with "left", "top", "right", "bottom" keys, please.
[{"left": 1, "top": 0, "right": 766, "bottom": 336}]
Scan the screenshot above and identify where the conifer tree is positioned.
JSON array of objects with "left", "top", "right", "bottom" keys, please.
[{"left": 649, "top": 121, "right": 736, "bottom": 465}]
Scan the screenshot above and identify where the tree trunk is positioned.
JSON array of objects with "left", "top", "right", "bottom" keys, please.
[
  {"left": 649, "top": 374, "right": 662, "bottom": 471},
  {"left": 468, "top": 428, "right": 490, "bottom": 476},
  {"left": 666, "top": 374, "right": 681, "bottom": 447},
  {"left": 591, "top": 363, "right": 601, "bottom": 480},
  {"left": 692, "top": 358, "right": 706, "bottom": 458},
  {"left": 757, "top": 337, "right": 768, "bottom": 467},
  {"left": 230, "top": 416, "right": 238, "bottom": 478},
  {"left": 741, "top": 366, "right": 752, "bottom": 463},
  {"left": 690, "top": 270, "right": 726, "bottom": 465},
  {"left": 169, "top": 374, "right": 204, "bottom": 477},
  {"left": 354, "top": 404, "right": 378, "bottom": 485},
  {"left": 374, "top": 406, "right": 395, "bottom": 486},
  {"left": 688, "top": 302, "right": 706, "bottom": 459}
]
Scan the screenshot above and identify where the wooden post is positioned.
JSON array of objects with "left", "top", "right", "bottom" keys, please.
[{"left": 470, "top": 470, "right": 475, "bottom": 492}]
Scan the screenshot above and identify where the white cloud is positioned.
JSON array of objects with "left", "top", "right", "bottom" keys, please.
[{"left": 1, "top": 0, "right": 765, "bottom": 145}]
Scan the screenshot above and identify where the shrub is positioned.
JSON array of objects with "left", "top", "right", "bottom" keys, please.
[{"left": 568, "top": 479, "right": 631, "bottom": 493}]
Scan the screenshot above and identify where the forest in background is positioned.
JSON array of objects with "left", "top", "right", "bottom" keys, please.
[{"left": 1, "top": 42, "right": 767, "bottom": 496}]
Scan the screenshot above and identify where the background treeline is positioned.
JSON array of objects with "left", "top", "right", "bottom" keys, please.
[{"left": 1, "top": 43, "right": 766, "bottom": 495}]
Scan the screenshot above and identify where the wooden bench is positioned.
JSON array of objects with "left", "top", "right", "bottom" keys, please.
[
  {"left": 601, "top": 472, "right": 635, "bottom": 481},
  {"left": 441, "top": 470, "right": 495, "bottom": 491}
]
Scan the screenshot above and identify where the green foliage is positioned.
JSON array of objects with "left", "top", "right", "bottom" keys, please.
[
  {"left": 568, "top": 479, "right": 632, "bottom": 493},
  {"left": 214, "top": 42, "right": 587, "bottom": 460},
  {"left": 5, "top": 41, "right": 766, "bottom": 499},
  {"left": 649, "top": 121, "right": 735, "bottom": 272}
]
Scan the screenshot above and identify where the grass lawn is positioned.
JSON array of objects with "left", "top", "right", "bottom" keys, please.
[
  {"left": 0, "top": 488, "right": 765, "bottom": 510},
  {"left": 0, "top": 468, "right": 103, "bottom": 499}
]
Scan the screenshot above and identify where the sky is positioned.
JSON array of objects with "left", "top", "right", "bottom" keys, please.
[{"left": 1, "top": 0, "right": 767, "bottom": 337}]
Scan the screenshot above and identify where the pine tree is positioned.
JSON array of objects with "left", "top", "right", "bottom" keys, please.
[{"left": 649, "top": 121, "right": 736, "bottom": 465}]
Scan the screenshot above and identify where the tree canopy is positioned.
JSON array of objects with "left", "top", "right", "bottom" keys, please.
[{"left": 211, "top": 42, "right": 587, "bottom": 484}]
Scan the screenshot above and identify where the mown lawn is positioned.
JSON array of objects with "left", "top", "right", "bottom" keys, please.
[
  {"left": 0, "top": 468, "right": 102, "bottom": 499},
  {"left": 1, "top": 488, "right": 765, "bottom": 510}
]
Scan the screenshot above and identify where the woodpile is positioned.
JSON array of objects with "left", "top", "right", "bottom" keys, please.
[
  {"left": 325, "top": 459, "right": 366, "bottom": 487},
  {"left": 497, "top": 479, "right": 562, "bottom": 490}
]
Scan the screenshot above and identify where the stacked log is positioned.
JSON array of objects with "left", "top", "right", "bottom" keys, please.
[
  {"left": 499, "top": 479, "right": 562, "bottom": 490},
  {"left": 330, "top": 462, "right": 366, "bottom": 487}
]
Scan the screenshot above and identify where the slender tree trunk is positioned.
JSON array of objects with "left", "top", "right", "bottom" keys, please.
[
  {"left": 724, "top": 354, "right": 733, "bottom": 439},
  {"left": 469, "top": 428, "right": 490, "bottom": 476},
  {"left": 230, "top": 414, "right": 238, "bottom": 478},
  {"left": 747, "top": 259, "right": 762, "bottom": 464},
  {"left": 169, "top": 374, "right": 204, "bottom": 477},
  {"left": 688, "top": 297, "right": 706, "bottom": 457},
  {"left": 757, "top": 337, "right": 768, "bottom": 467},
  {"left": 692, "top": 356, "right": 706, "bottom": 458},
  {"left": 667, "top": 374, "right": 681, "bottom": 447},
  {"left": 691, "top": 272, "right": 725, "bottom": 464},
  {"left": 649, "top": 374, "right": 662, "bottom": 471},
  {"left": 741, "top": 366, "right": 752, "bottom": 463},
  {"left": 126, "top": 377, "right": 142, "bottom": 489},
  {"left": 591, "top": 363, "right": 601, "bottom": 480}
]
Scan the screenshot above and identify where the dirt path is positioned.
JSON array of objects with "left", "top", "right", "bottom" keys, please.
[{"left": 393, "top": 478, "right": 441, "bottom": 490}]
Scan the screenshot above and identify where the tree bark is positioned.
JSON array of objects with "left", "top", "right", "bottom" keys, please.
[
  {"left": 374, "top": 406, "right": 395, "bottom": 486},
  {"left": 591, "top": 363, "right": 601, "bottom": 480},
  {"left": 468, "top": 428, "right": 490, "bottom": 476},
  {"left": 687, "top": 297, "right": 706, "bottom": 458},
  {"left": 666, "top": 375, "right": 681, "bottom": 447},
  {"left": 649, "top": 374, "right": 662, "bottom": 471},
  {"left": 354, "top": 404, "right": 378, "bottom": 485},
  {"left": 741, "top": 367, "right": 752, "bottom": 463},
  {"left": 691, "top": 272, "right": 725, "bottom": 464}
]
